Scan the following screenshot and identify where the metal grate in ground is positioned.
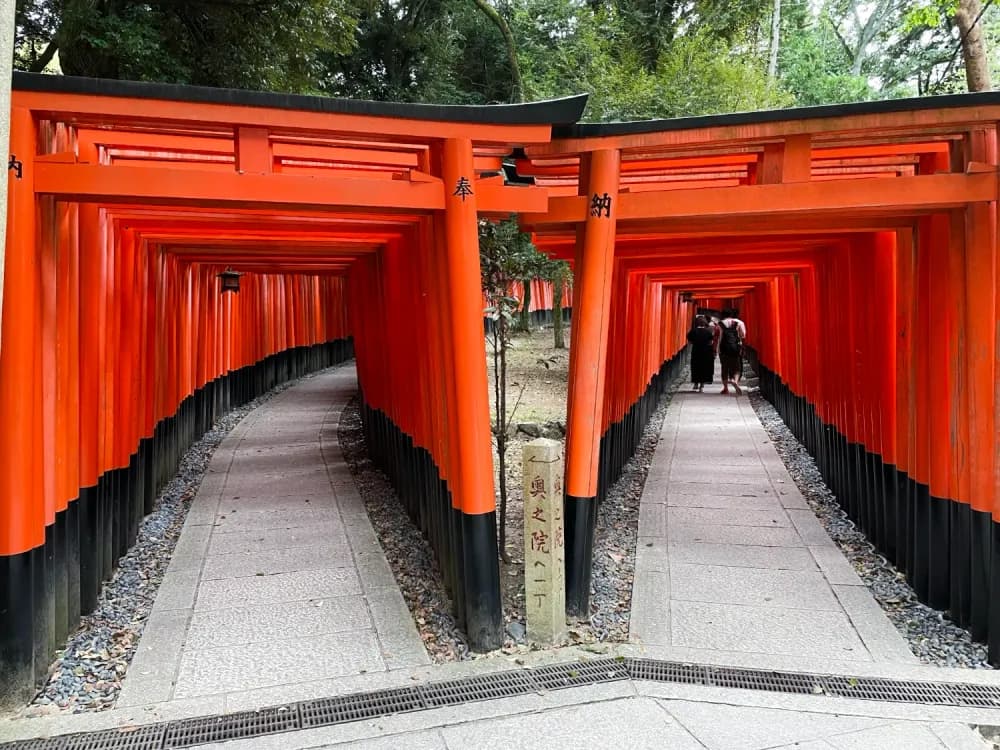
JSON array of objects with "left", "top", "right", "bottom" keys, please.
[
  {"left": 706, "top": 667, "right": 823, "bottom": 696},
  {"left": 162, "top": 707, "right": 299, "bottom": 749},
  {"left": 419, "top": 671, "right": 536, "bottom": 707},
  {"left": 531, "top": 657, "right": 629, "bottom": 691},
  {"left": 301, "top": 687, "right": 423, "bottom": 727},
  {"left": 5, "top": 656, "right": 1000, "bottom": 750},
  {"left": 822, "top": 676, "right": 953, "bottom": 704},
  {"left": 65, "top": 725, "right": 165, "bottom": 750}
]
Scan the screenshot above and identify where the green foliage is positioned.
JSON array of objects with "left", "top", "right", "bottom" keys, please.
[
  {"left": 778, "top": 19, "right": 876, "bottom": 105},
  {"left": 903, "top": 1, "right": 959, "bottom": 32},
  {"left": 513, "top": 1, "right": 789, "bottom": 120},
  {"left": 14, "top": 0, "right": 997, "bottom": 119},
  {"left": 480, "top": 216, "right": 543, "bottom": 304},
  {"left": 15, "top": 0, "right": 360, "bottom": 91}
]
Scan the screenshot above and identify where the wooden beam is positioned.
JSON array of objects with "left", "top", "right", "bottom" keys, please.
[
  {"left": 523, "top": 172, "right": 996, "bottom": 225},
  {"left": 35, "top": 162, "right": 446, "bottom": 212}
]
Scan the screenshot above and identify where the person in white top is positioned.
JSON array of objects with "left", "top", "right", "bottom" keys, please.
[{"left": 713, "top": 308, "right": 747, "bottom": 395}]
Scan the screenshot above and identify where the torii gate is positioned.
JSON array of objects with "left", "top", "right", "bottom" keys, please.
[
  {"left": 0, "top": 73, "right": 585, "bottom": 708},
  {"left": 522, "top": 96, "right": 1000, "bottom": 655}
]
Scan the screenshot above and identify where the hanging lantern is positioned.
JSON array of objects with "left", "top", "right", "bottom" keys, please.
[{"left": 218, "top": 267, "right": 241, "bottom": 293}]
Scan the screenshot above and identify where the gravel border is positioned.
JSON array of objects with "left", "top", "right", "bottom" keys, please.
[
  {"left": 22, "top": 371, "right": 323, "bottom": 717},
  {"left": 339, "top": 372, "right": 685, "bottom": 658},
  {"left": 747, "top": 379, "right": 992, "bottom": 669},
  {"left": 591, "top": 376, "right": 686, "bottom": 643},
  {"left": 337, "top": 399, "right": 471, "bottom": 662}
]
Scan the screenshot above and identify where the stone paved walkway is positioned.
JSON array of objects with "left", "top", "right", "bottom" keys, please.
[
  {"left": 205, "top": 686, "right": 992, "bottom": 750},
  {"left": 115, "top": 365, "right": 428, "bottom": 713},
  {"left": 630, "top": 387, "right": 917, "bottom": 668},
  {"left": 4, "top": 364, "right": 1000, "bottom": 748}
]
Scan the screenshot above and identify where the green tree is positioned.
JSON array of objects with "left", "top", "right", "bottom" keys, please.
[
  {"left": 480, "top": 216, "right": 545, "bottom": 562},
  {"left": 14, "top": 0, "right": 360, "bottom": 91},
  {"left": 512, "top": 0, "right": 789, "bottom": 120}
]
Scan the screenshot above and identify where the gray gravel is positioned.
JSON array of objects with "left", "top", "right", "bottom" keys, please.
[
  {"left": 25, "top": 372, "right": 321, "bottom": 716},
  {"left": 337, "top": 370, "right": 685, "bottom": 658},
  {"left": 337, "top": 399, "right": 471, "bottom": 662},
  {"left": 746, "top": 370, "right": 993, "bottom": 669},
  {"left": 592, "top": 377, "right": 685, "bottom": 642}
]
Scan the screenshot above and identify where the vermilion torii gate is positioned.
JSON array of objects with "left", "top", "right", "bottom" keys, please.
[
  {"left": 3, "top": 73, "right": 1000, "bottom": 710},
  {"left": 0, "top": 72, "right": 586, "bottom": 707},
  {"left": 520, "top": 96, "right": 1000, "bottom": 654}
]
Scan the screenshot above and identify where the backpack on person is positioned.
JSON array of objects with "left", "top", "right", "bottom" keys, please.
[{"left": 719, "top": 321, "right": 742, "bottom": 355}]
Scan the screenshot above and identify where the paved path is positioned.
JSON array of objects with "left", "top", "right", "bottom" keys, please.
[
  {"left": 3, "top": 365, "right": 999, "bottom": 748},
  {"left": 630, "top": 386, "right": 918, "bottom": 668},
  {"left": 188, "top": 685, "right": 991, "bottom": 749},
  {"left": 116, "top": 365, "right": 428, "bottom": 714}
]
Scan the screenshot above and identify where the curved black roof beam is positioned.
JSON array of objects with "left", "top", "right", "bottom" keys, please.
[
  {"left": 556, "top": 89, "right": 1000, "bottom": 137},
  {"left": 13, "top": 72, "right": 590, "bottom": 126}
]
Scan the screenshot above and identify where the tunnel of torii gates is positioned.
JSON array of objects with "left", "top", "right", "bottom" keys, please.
[{"left": 2, "top": 72, "right": 1000, "bottom": 706}]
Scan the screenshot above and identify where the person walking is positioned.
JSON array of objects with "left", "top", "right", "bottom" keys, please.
[
  {"left": 715, "top": 307, "right": 746, "bottom": 395},
  {"left": 686, "top": 315, "right": 715, "bottom": 392}
]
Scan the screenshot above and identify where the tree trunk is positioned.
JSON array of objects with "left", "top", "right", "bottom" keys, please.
[
  {"left": 497, "top": 317, "right": 511, "bottom": 563},
  {"left": 471, "top": 0, "right": 525, "bottom": 102},
  {"left": 767, "top": 0, "right": 781, "bottom": 79},
  {"left": 519, "top": 280, "right": 532, "bottom": 332},
  {"left": 955, "top": 0, "right": 993, "bottom": 92},
  {"left": 552, "top": 267, "right": 565, "bottom": 349}
]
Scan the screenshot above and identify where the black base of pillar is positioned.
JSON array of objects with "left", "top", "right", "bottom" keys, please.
[
  {"left": 461, "top": 511, "right": 502, "bottom": 652},
  {"left": 53, "top": 509, "right": 69, "bottom": 646},
  {"left": 988, "top": 520, "right": 1000, "bottom": 666},
  {"left": 949, "top": 500, "right": 971, "bottom": 628},
  {"left": 0, "top": 549, "right": 37, "bottom": 711},
  {"left": 78, "top": 485, "right": 99, "bottom": 613},
  {"left": 37, "top": 526, "right": 54, "bottom": 688},
  {"left": 971, "top": 508, "right": 992, "bottom": 643},
  {"left": 564, "top": 494, "right": 598, "bottom": 620}
]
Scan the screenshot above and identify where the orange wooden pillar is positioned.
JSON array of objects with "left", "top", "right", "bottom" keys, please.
[
  {"left": 564, "top": 148, "right": 619, "bottom": 618},
  {"left": 0, "top": 108, "right": 44, "bottom": 706},
  {"left": 439, "top": 138, "right": 501, "bottom": 649}
]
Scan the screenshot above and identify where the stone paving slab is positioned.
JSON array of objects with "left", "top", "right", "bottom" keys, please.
[
  {"left": 667, "top": 541, "right": 818, "bottom": 571},
  {"left": 665, "top": 492, "right": 784, "bottom": 511},
  {"left": 670, "top": 563, "right": 841, "bottom": 610},
  {"left": 171, "top": 630, "right": 386, "bottom": 698},
  {"left": 669, "top": 600, "right": 871, "bottom": 660},
  {"left": 185, "top": 596, "right": 372, "bottom": 649},
  {"left": 668, "top": 506, "right": 791, "bottom": 528},
  {"left": 109, "top": 365, "right": 428, "bottom": 710},
  {"left": 205, "top": 524, "right": 348, "bottom": 556},
  {"left": 630, "top": 389, "right": 916, "bottom": 668}
]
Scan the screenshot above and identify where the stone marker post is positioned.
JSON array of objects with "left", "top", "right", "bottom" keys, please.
[{"left": 523, "top": 438, "right": 566, "bottom": 645}]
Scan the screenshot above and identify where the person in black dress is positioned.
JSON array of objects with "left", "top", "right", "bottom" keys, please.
[{"left": 686, "top": 315, "right": 715, "bottom": 392}]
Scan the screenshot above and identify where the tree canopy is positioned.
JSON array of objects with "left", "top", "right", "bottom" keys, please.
[{"left": 13, "top": 0, "right": 999, "bottom": 112}]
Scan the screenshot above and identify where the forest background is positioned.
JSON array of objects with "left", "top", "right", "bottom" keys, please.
[{"left": 11, "top": 0, "right": 998, "bottom": 117}]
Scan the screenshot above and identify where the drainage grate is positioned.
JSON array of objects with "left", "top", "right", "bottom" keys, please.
[
  {"left": 949, "top": 682, "right": 1000, "bottom": 708},
  {"left": 6, "top": 657, "right": 1000, "bottom": 750},
  {"left": 627, "top": 658, "right": 707, "bottom": 685},
  {"left": 2, "top": 740, "right": 65, "bottom": 750},
  {"left": 706, "top": 667, "right": 824, "bottom": 696},
  {"left": 301, "top": 687, "right": 423, "bottom": 727},
  {"left": 823, "top": 676, "right": 953, "bottom": 704},
  {"left": 65, "top": 726, "right": 164, "bottom": 750},
  {"left": 162, "top": 706, "right": 299, "bottom": 748},
  {"left": 419, "top": 670, "right": 536, "bottom": 707},
  {"left": 532, "top": 657, "right": 628, "bottom": 690}
]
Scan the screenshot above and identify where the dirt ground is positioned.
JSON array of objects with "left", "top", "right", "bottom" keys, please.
[{"left": 485, "top": 323, "right": 570, "bottom": 644}]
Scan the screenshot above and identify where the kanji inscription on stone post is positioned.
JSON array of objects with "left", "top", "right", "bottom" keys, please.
[{"left": 523, "top": 438, "right": 565, "bottom": 645}]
